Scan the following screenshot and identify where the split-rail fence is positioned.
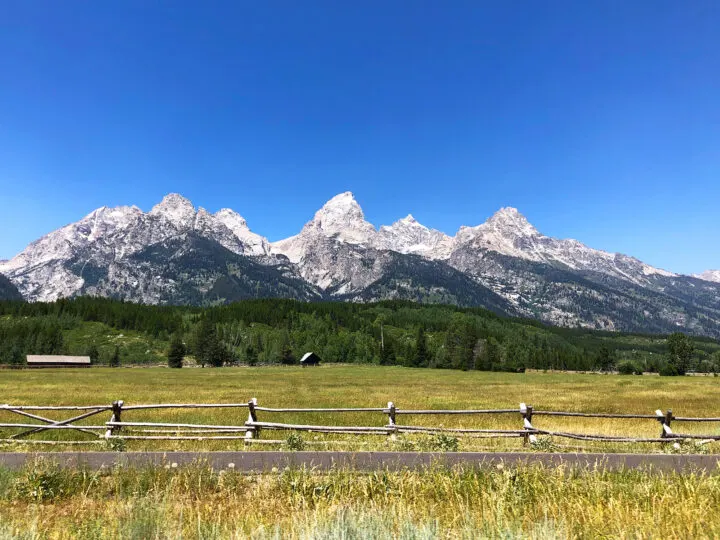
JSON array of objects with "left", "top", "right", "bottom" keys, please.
[{"left": 1, "top": 400, "right": 719, "bottom": 449}]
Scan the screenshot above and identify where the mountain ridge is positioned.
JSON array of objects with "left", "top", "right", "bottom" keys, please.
[{"left": 2, "top": 192, "right": 719, "bottom": 338}]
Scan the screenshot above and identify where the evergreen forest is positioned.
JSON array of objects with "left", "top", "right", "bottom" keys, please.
[{"left": 1, "top": 297, "right": 719, "bottom": 374}]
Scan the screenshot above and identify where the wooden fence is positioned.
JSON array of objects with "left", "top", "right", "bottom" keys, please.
[{"left": 1, "top": 400, "right": 719, "bottom": 448}]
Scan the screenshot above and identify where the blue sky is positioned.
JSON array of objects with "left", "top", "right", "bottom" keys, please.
[{"left": 1, "top": 1, "right": 719, "bottom": 274}]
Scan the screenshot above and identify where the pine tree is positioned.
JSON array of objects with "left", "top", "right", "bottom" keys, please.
[
  {"left": 9, "top": 346, "right": 24, "bottom": 368},
  {"left": 86, "top": 344, "right": 99, "bottom": 365},
  {"left": 109, "top": 346, "right": 121, "bottom": 367},
  {"left": 280, "top": 346, "right": 296, "bottom": 365},
  {"left": 380, "top": 339, "right": 396, "bottom": 365},
  {"left": 193, "top": 316, "right": 216, "bottom": 368},
  {"left": 412, "top": 326, "right": 428, "bottom": 367},
  {"left": 245, "top": 344, "right": 258, "bottom": 366},
  {"left": 206, "top": 335, "right": 229, "bottom": 367},
  {"left": 445, "top": 314, "right": 476, "bottom": 370},
  {"left": 596, "top": 346, "right": 615, "bottom": 372},
  {"left": 167, "top": 334, "right": 185, "bottom": 368}
]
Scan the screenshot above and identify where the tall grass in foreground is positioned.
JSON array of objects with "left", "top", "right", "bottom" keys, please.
[{"left": 0, "top": 460, "right": 718, "bottom": 538}]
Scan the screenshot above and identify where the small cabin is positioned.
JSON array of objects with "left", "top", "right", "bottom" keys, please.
[
  {"left": 300, "top": 352, "right": 321, "bottom": 367},
  {"left": 26, "top": 355, "right": 91, "bottom": 368}
]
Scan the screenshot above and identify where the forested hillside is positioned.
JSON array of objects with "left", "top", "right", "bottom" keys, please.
[
  {"left": 1, "top": 297, "right": 719, "bottom": 373},
  {"left": 0, "top": 274, "right": 22, "bottom": 301}
]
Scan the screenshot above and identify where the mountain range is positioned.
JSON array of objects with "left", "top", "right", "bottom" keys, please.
[{"left": 2, "top": 192, "right": 720, "bottom": 337}]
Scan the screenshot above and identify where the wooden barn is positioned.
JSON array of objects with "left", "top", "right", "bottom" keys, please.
[
  {"left": 26, "top": 355, "right": 92, "bottom": 368},
  {"left": 300, "top": 352, "right": 321, "bottom": 367}
]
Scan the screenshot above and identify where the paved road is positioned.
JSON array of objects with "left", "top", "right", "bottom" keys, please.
[{"left": 0, "top": 451, "right": 718, "bottom": 472}]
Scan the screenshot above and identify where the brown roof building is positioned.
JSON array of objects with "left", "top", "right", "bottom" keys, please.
[{"left": 26, "top": 355, "right": 92, "bottom": 368}]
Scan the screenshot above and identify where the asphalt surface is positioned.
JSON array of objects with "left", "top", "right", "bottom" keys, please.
[{"left": 0, "top": 451, "right": 718, "bottom": 472}]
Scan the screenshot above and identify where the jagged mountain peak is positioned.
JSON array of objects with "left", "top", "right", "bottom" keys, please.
[
  {"left": 453, "top": 206, "right": 675, "bottom": 283},
  {"left": 215, "top": 208, "right": 248, "bottom": 229},
  {"left": 213, "top": 208, "right": 269, "bottom": 256},
  {"left": 321, "top": 190, "right": 357, "bottom": 207},
  {"left": 484, "top": 207, "right": 538, "bottom": 236},
  {"left": 270, "top": 192, "right": 375, "bottom": 262},
  {"left": 77, "top": 204, "right": 143, "bottom": 242},
  {"left": 382, "top": 214, "right": 425, "bottom": 230},
  {"left": 314, "top": 191, "right": 365, "bottom": 221},
  {"left": 149, "top": 193, "right": 196, "bottom": 227},
  {"left": 394, "top": 214, "right": 423, "bottom": 227},
  {"left": 308, "top": 192, "right": 375, "bottom": 243}
]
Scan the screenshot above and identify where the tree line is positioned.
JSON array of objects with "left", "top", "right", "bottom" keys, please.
[{"left": 1, "top": 297, "right": 719, "bottom": 375}]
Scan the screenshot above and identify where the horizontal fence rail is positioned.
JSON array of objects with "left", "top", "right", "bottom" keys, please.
[{"left": 1, "top": 399, "right": 720, "bottom": 449}]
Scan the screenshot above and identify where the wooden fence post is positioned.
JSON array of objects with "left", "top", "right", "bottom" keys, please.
[
  {"left": 520, "top": 402, "right": 537, "bottom": 445},
  {"left": 245, "top": 398, "right": 258, "bottom": 441},
  {"left": 387, "top": 401, "right": 397, "bottom": 440},
  {"left": 656, "top": 408, "right": 675, "bottom": 443},
  {"left": 104, "top": 400, "right": 123, "bottom": 439}
]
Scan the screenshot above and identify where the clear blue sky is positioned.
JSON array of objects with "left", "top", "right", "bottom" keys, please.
[{"left": 1, "top": 1, "right": 719, "bottom": 274}]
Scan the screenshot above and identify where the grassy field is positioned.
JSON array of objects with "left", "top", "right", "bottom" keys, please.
[
  {"left": 1, "top": 460, "right": 720, "bottom": 538},
  {"left": 1, "top": 366, "right": 720, "bottom": 538},
  {"left": 1, "top": 365, "right": 719, "bottom": 453}
]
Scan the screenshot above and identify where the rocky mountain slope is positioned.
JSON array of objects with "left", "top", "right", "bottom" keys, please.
[{"left": 2, "top": 192, "right": 719, "bottom": 336}]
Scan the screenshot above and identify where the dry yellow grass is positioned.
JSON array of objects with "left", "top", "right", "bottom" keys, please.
[
  {"left": 0, "top": 461, "right": 719, "bottom": 538},
  {"left": 0, "top": 365, "right": 718, "bottom": 453},
  {"left": 1, "top": 366, "right": 719, "bottom": 538}
]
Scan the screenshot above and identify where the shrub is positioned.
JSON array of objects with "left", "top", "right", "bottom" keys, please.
[
  {"left": 426, "top": 433, "right": 459, "bottom": 452},
  {"left": 617, "top": 361, "right": 642, "bottom": 375},
  {"left": 285, "top": 432, "right": 305, "bottom": 451},
  {"left": 659, "top": 363, "right": 681, "bottom": 376},
  {"left": 531, "top": 436, "right": 557, "bottom": 452},
  {"left": 106, "top": 437, "right": 127, "bottom": 452},
  {"left": 13, "top": 459, "right": 75, "bottom": 502}
]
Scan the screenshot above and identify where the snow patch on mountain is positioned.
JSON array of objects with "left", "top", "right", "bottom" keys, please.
[
  {"left": 375, "top": 214, "right": 453, "bottom": 259},
  {"left": 214, "top": 208, "right": 270, "bottom": 256},
  {"left": 695, "top": 270, "right": 720, "bottom": 283}
]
